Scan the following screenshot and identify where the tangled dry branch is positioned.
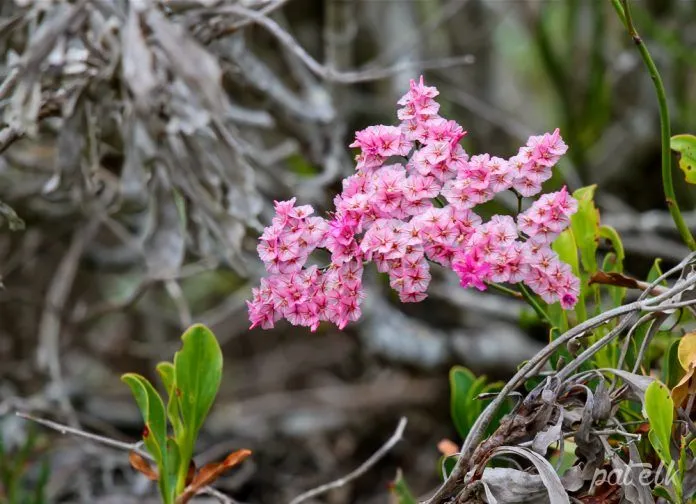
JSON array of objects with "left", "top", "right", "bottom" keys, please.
[{"left": 426, "top": 251, "right": 696, "bottom": 504}]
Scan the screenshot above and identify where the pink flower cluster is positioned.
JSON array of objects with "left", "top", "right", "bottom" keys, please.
[{"left": 248, "top": 76, "right": 580, "bottom": 331}]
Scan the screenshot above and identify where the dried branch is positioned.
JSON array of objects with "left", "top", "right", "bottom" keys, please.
[
  {"left": 425, "top": 251, "right": 696, "bottom": 503},
  {"left": 288, "top": 417, "right": 408, "bottom": 504},
  {"left": 15, "top": 411, "right": 241, "bottom": 504}
]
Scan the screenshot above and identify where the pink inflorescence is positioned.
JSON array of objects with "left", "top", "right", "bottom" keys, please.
[{"left": 248, "top": 76, "right": 579, "bottom": 331}]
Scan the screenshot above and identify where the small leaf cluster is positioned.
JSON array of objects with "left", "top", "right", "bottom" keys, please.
[{"left": 121, "top": 324, "right": 249, "bottom": 504}]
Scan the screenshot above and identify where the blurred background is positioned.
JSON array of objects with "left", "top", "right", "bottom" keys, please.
[{"left": 1, "top": 0, "right": 696, "bottom": 502}]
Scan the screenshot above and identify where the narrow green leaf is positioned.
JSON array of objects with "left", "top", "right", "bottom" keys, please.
[
  {"left": 173, "top": 323, "right": 223, "bottom": 446},
  {"left": 390, "top": 470, "right": 417, "bottom": 504},
  {"left": 165, "top": 438, "right": 182, "bottom": 503},
  {"left": 644, "top": 380, "right": 674, "bottom": 465},
  {"left": 157, "top": 362, "right": 183, "bottom": 438},
  {"left": 671, "top": 134, "right": 696, "bottom": 184},
  {"left": 647, "top": 258, "right": 666, "bottom": 285},
  {"left": 121, "top": 374, "right": 168, "bottom": 468}
]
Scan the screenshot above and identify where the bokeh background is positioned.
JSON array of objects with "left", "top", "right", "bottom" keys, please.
[{"left": 1, "top": 0, "right": 696, "bottom": 502}]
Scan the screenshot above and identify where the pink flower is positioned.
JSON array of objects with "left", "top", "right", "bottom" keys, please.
[
  {"left": 453, "top": 248, "right": 490, "bottom": 291},
  {"left": 249, "top": 76, "right": 579, "bottom": 331}
]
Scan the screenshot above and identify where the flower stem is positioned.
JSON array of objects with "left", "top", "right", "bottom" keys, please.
[
  {"left": 487, "top": 282, "right": 523, "bottom": 299},
  {"left": 611, "top": 0, "right": 696, "bottom": 251},
  {"left": 517, "top": 283, "right": 554, "bottom": 326}
]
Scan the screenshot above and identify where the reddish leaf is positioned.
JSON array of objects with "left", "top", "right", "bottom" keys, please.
[
  {"left": 437, "top": 438, "right": 459, "bottom": 457},
  {"left": 175, "top": 449, "right": 252, "bottom": 504},
  {"left": 588, "top": 271, "right": 639, "bottom": 289},
  {"left": 578, "top": 481, "right": 622, "bottom": 503},
  {"left": 129, "top": 451, "right": 158, "bottom": 481},
  {"left": 186, "top": 459, "right": 196, "bottom": 486}
]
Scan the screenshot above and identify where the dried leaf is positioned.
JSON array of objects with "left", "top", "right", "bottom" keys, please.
[
  {"left": 145, "top": 8, "right": 226, "bottom": 114},
  {"left": 591, "top": 380, "right": 611, "bottom": 423},
  {"left": 603, "top": 369, "right": 655, "bottom": 406},
  {"left": 532, "top": 410, "right": 563, "bottom": 456},
  {"left": 143, "top": 172, "right": 185, "bottom": 279},
  {"left": 0, "top": 200, "right": 24, "bottom": 230},
  {"left": 176, "top": 449, "right": 252, "bottom": 504},
  {"left": 128, "top": 451, "right": 158, "bottom": 481},
  {"left": 481, "top": 467, "right": 549, "bottom": 503},
  {"left": 588, "top": 271, "right": 639, "bottom": 289},
  {"left": 671, "top": 366, "right": 695, "bottom": 408},
  {"left": 437, "top": 439, "right": 459, "bottom": 457},
  {"left": 560, "top": 465, "right": 584, "bottom": 492},
  {"left": 489, "top": 446, "right": 570, "bottom": 504},
  {"left": 122, "top": 6, "right": 158, "bottom": 106}
]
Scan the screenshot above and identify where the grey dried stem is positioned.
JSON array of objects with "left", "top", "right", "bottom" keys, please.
[{"left": 288, "top": 417, "right": 408, "bottom": 504}]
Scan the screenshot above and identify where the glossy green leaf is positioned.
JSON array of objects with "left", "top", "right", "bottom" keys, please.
[
  {"left": 173, "top": 323, "right": 223, "bottom": 444},
  {"left": 570, "top": 185, "right": 600, "bottom": 275},
  {"left": 671, "top": 134, "right": 696, "bottom": 184},
  {"left": 121, "top": 373, "right": 168, "bottom": 468},
  {"left": 449, "top": 366, "right": 476, "bottom": 439},
  {"left": 390, "top": 470, "right": 417, "bottom": 504},
  {"left": 644, "top": 380, "right": 674, "bottom": 465}
]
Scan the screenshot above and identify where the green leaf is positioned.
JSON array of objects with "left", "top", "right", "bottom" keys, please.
[
  {"left": 173, "top": 323, "right": 223, "bottom": 447},
  {"left": 449, "top": 366, "right": 476, "bottom": 439},
  {"left": 662, "top": 339, "right": 682, "bottom": 388},
  {"left": 32, "top": 459, "right": 49, "bottom": 504},
  {"left": 157, "top": 362, "right": 183, "bottom": 438},
  {"left": 121, "top": 374, "right": 168, "bottom": 468},
  {"left": 164, "top": 438, "right": 182, "bottom": 503},
  {"left": 653, "top": 484, "right": 675, "bottom": 502},
  {"left": 671, "top": 134, "right": 696, "bottom": 184},
  {"left": 598, "top": 225, "right": 625, "bottom": 263},
  {"left": 439, "top": 455, "right": 458, "bottom": 480},
  {"left": 157, "top": 362, "right": 175, "bottom": 391},
  {"left": 390, "top": 470, "right": 417, "bottom": 504},
  {"left": 688, "top": 437, "right": 696, "bottom": 456},
  {"left": 552, "top": 228, "right": 585, "bottom": 323},
  {"left": 644, "top": 380, "right": 674, "bottom": 465},
  {"left": 648, "top": 258, "right": 666, "bottom": 285},
  {"left": 570, "top": 185, "right": 600, "bottom": 275},
  {"left": 552, "top": 228, "right": 581, "bottom": 277}
]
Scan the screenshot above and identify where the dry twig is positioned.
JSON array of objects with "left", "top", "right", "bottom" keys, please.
[{"left": 288, "top": 417, "right": 408, "bottom": 504}]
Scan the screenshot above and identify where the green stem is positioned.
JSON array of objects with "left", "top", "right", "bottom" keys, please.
[
  {"left": 612, "top": 0, "right": 696, "bottom": 251},
  {"left": 487, "top": 282, "right": 523, "bottom": 299},
  {"left": 517, "top": 284, "right": 554, "bottom": 326}
]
